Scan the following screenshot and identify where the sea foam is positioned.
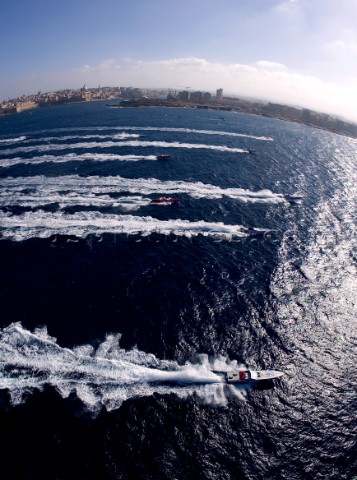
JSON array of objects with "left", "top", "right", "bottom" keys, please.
[
  {"left": 0, "top": 140, "right": 248, "bottom": 156},
  {"left": 0, "top": 175, "right": 286, "bottom": 209},
  {"left": 0, "top": 323, "right": 248, "bottom": 412},
  {"left": 0, "top": 210, "right": 255, "bottom": 241}
]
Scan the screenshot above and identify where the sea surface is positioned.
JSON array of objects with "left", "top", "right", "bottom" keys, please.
[{"left": 0, "top": 101, "right": 356, "bottom": 480}]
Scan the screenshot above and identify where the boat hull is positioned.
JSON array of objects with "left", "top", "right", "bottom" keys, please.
[
  {"left": 151, "top": 197, "right": 178, "bottom": 204},
  {"left": 227, "top": 369, "right": 283, "bottom": 383}
]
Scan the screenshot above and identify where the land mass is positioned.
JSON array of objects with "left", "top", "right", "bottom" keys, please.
[
  {"left": 107, "top": 97, "right": 357, "bottom": 139},
  {"left": 1, "top": 86, "right": 356, "bottom": 139}
]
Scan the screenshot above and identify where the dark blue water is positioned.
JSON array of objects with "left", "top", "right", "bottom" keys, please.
[{"left": 0, "top": 101, "right": 356, "bottom": 479}]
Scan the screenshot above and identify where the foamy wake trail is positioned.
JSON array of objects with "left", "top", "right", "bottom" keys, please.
[
  {"left": 0, "top": 136, "right": 27, "bottom": 144},
  {"left": 0, "top": 175, "right": 286, "bottom": 209},
  {"left": 5, "top": 126, "right": 272, "bottom": 141},
  {"left": 2, "top": 133, "right": 139, "bottom": 147},
  {"left": 39, "top": 133, "right": 140, "bottom": 142},
  {"left": 0, "top": 210, "right": 256, "bottom": 241},
  {"left": 0, "top": 140, "right": 247, "bottom": 156},
  {"left": 0, "top": 323, "right": 247, "bottom": 412},
  {"left": 117, "top": 126, "right": 273, "bottom": 141},
  {"left": 0, "top": 153, "right": 158, "bottom": 168}
]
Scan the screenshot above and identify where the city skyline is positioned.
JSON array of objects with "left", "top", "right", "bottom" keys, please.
[{"left": 2, "top": 0, "right": 357, "bottom": 122}]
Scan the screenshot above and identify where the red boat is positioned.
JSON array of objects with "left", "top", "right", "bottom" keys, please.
[{"left": 151, "top": 197, "right": 178, "bottom": 204}]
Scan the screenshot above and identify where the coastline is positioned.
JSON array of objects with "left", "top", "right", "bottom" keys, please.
[
  {"left": 1, "top": 93, "right": 356, "bottom": 140},
  {"left": 106, "top": 98, "right": 357, "bottom": 140}
]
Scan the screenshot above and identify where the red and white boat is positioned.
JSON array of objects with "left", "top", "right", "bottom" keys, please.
[
  {"left": 151, "top": 197, "right": 178, "bottom": 204},
  {"left": 226, "top": 369, "right": 283, "bottom": 383}
]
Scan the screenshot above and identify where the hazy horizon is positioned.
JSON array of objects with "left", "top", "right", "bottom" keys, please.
[{"left": 2, "top": 0, "right": 357, "bottom": 122}]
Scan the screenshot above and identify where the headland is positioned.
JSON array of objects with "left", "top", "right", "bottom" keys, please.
[
  {"left": 1, "top": 85, "right": 356, "bottom": 139},
  {"left": 107, "top": 97, "right": 357, "bottom": 140}
]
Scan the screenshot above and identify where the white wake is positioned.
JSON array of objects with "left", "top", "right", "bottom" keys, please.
[
  {"left": 0, "top": 126, "right": 272, "bottom": 142},
  {"left": 0, "top": 175, "right": 286, "bottom": 210},
  {"left": 0, "top": 153, "right": 158, "bottom": 168},
  {"left": 0, "top": 210, "right": 264, "bottom": 241},
  {"left": 0, "top": 140, "right": 248, "bottom": 156},
  {"left": 0, "top": 323, "right": 247, "bottom": 412},
  {"left": 0, "top": 135, "right": 27, "bottom": 144}
]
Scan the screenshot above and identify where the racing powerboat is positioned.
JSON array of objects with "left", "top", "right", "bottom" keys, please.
[
  {"left": 242, "top": 226, "right": 273, "bottom": 236},
  {"left": 226, "top": 369, "right": 283, "bottom": 383},
  {"left": 283, "top": 193, "right": 303, "bottom": 203},
  {"left": 151, "top": 197, "right": 178, "bottom": 204}
]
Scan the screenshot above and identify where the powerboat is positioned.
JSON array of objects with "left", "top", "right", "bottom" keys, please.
[
  {"left": 226, "top": 369, "right": 283, "bottom": 383},
  {"left": 242, "top": 226, "right": 272, "bottom": 236},
  {"left": 156, "top": 154, "right": 172, "bottom": 160},
  {"left": 151, "top": 197, "right": 178, "bottom": 204},
  {"left": 283, "top": 193, "right": 303, "bottom": 202}
]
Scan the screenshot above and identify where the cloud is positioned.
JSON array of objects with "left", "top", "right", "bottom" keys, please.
[
  {"left": 255, "top": 61, "right": 287, "bottom": 71},
  {"left": 274, "top": 0, "right": 300, "bottom": 15},
  {"left": 79, "top": 56, "right": 355, "bottom": 122},
  {"left": 99, "top": 59, "right": 120, "bottom": 70},
  {"left": 325, "top": 37, "right": 357, "bottom": 55},
  {"left": 7, "top": 56, "right": 357, "bottom": 123},
  {"left": 79, "top": 59, "right": 120, "bottom": 73}
]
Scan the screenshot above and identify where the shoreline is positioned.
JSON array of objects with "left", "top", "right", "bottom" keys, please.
[
  {"left": 1, "top": 94, "right": 356, "bottom": 140},
  {"left": 107, "top": 99, "right": 357, "bottom": 140}
]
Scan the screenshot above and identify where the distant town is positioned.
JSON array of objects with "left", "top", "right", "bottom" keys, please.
[{"left": 1, "top": 85, "right": 356, "bottom": 139}]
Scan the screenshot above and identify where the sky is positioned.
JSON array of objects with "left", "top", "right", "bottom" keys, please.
[{"left": 1, "top": 0, "right": 357, "bottom": 122}]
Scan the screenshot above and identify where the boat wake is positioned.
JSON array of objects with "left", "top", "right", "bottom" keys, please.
[
  {"left": 0, "top": 210, "right": 269, "bottom": 241},
  {"left": 0, "top": 153, "right": 158, "bottom": 168},
  {"left": 73, "top": 125, "right": 272, "bottom": 141},
  {"left": 0, "top": 140, "right": 248, "bottom": 157},
  {"left": 0, "top": 126, "right": 272, "bottom": 141},
  {"left": 0, "top": 175, "right": 286, "bottom": 209},
  {"left": 37, "top": 132, "right": 141, "bottom": 142},
  {"left": 0, "top": 135, "right": 27, "bottom": 144},
  {"left": 0, "top": 323, "right": 248, "bottom": 412}
]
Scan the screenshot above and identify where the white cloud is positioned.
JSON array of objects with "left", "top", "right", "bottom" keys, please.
[
  {"left": 325, "top": 37, "right": 357, "bottom": 55},
  {"left": 79, "top": 59, "right": 120, "bottom": 73},
  {"left": 81, "top": 56, "right": 356, "bottom": 122},
  {"left": 274, "top": 0, "right": 300, "bottom": 15},
  {"left": 255, "top": 61, "right": 287, "bottom": 71}
]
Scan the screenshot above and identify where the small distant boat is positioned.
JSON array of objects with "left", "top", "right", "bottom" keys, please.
[
  {"left": 243, "top": 226, "right": 272, "bottom": 236},
  {"left": 156, "top": 154, "right": 172, "bottom": 160},
  {"left": 247, "top": 148, "right": 256, "bottom": 154},
  {"left": 283, "top": 193, "right": 303, "bottom": 201},
  {"left": 151, "top": 197, "right": 178, "bottom": 204},
  {"left": 226, "top": 369, "right": 283, "bottom": 383}
]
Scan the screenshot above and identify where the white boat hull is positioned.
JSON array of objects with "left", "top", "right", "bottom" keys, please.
[{"left": 226, "top": 369, "right": 283, "bottom": 383}]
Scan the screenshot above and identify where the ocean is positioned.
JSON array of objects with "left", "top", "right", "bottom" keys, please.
[{"left": 0, "top": 100, "right": 356, "bottom": 479}]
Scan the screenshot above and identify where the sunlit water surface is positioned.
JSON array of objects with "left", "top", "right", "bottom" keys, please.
[{"left": 0, "top": 102, "right": 356, "bottom": 479}]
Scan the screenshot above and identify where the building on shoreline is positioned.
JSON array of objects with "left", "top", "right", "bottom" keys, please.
[
  {"left": 168, "top": 89, "right": 211, "bottom": 103},
  {"left": 0, "top": 86, "right": 122, "bottom": 116},
  {"left": 216, "top": 88, "right": 223, "bottom": 101},
  {"left": 16, "top": 101, "right": 39, "bottom": 113}
]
